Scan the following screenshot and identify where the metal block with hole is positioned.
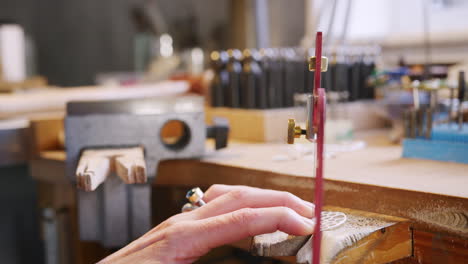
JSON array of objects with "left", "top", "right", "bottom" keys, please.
[{"left": 65, "top": 96, "right": 222, "bottom": 247}]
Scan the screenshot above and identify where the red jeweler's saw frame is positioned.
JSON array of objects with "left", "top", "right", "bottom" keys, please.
[{"left": 287, "top": 31, "right": 328, "bottom": 264}]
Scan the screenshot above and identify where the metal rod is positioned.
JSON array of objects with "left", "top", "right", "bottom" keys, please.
[
  {"left": 410, "top": 110, "right": 417, "bottom": 138},
  {"left": 458, "top": 71, "right": 466, "bottom": 131},
  {"left": 450, "top": 86, "right": 455, "bottom": 125},
  {"left": 412, "top": 84, "right": 420, "bottom": 110},
  {"left": 422, "top": 0, "right": 432, "bottom": 80},
  {"left": 338, "top": 0, "right": 353, "bottom": 47},
  {"left": 325, "top": 0, "right": 337, "bottom": 47},
  {"left": 254, "top": 0, "right": 270, "bottom": 49},
  {"left": 404, "top": 110, "right": 411, "bottom": 138},
  {"left": 425, "top": 108, "right": 433, "bottom": 139},
  {"left": 417, "top": 108, "right": 424, "bottom": 137}
]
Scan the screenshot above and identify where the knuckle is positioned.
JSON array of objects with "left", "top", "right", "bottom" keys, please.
[
  {"left": 162, "top": 214, "right": 188, "bottom": 228},
  {"left": 205, "top": 184, "right": 227, "bottom": 199},
  {"left": 281, "top": 191, "right": 297, "bottom": 203},
  {"left": 206, "top": 184, "right": 221, "bottom": 193},
  {"left": 228, "top": 189, "right": 246, "bottom": 201},
  {"left": 161, "top": 216, "right": 178, "bottom": 228},
  {"left": 166, "top": 221, "right": 187, "bottom": 235},
  {"left": 278, "top": 206, "right": 296, "bottom": 218},
  {"left": 231, "top": 208, "right": 257, "bottom": 225},
  {"left": 207, "top": 184, "right": 226, "bottom": 193}
]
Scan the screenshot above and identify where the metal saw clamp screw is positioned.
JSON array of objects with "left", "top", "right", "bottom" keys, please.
[{"left": 287, "top": 55, "right": 328, "bottom": 144}]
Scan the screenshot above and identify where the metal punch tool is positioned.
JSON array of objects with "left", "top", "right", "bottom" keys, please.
[{"left": 182, "top": 187, "right": 206, "bottom": 212}]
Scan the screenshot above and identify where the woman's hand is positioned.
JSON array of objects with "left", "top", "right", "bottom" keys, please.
[{"left": 99, "top": 185, "right": 315, "bottom": 264}]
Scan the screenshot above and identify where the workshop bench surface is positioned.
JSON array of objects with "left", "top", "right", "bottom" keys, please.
[{"left": 30, "top": 129, "right": 468, "bottom": 263}]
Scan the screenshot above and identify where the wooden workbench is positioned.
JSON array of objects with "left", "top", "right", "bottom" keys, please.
[
  {"left": 155, "top": 130, "right": 468, "bottom": 263},
  {"left": 30, "top": 129, "right": 468, "bottom": 263}
]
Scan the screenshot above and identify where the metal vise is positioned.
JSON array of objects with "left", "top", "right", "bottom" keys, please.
[{"left": 65, "top": 96, "right": 228, "bottom": 247}]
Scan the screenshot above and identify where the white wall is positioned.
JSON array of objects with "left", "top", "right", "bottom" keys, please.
[
  {"left": 311, "top": 0, "right": 468, "bottom": 65},
  {"left": 314, "top": 0, "right": 391, "bottom": 41},
  {"left": 389, "top": 0, "right": 468, "bottom": 36},
  {"left": 314, "top": 0, "right": 468, "bottom": 42}
]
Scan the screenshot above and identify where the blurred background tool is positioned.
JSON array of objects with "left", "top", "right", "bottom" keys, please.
[
  {"left": 65, "top": 96, "right": 228, "bottom": 247},
  {"left": 207, "top": 45, "right": 379, "bottom": 143},
  {"left": 226, "top": 49, "right": 243, "bottom": 108},
  {"left": 209, "top": 46, "right": 378, "bottom": 109},
  {"left": 209, "top": 51, "right": 229, "bottom": 107},
  {"left": 402, "top": 71, "right": 468, "bottom": 164}
]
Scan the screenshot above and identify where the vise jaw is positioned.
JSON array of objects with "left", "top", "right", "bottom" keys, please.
[{"left": 65, "top": 95, "right": 227, "bottom": 247}]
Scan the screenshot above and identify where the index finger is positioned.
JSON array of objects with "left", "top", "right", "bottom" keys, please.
[
  {"left": 169, "top": 206, "right": 315, "bottom": 258},
  {"left": 204, "top": 184, "right": 314, "bottom": 207},
  {"left": 203, "top": 184, "right": 249, "bottom": 202}
]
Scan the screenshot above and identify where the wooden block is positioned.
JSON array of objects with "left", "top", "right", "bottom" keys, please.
[
  {"left": 252, "top": 231, "right": 310, "bottom": 257},
  {"left": 411, "top": 229, "right": 468, "bottom": 263},
  {"left": 76, "top": 154, "right": 110, "bottom": 191},
  {"left": 205, "top": 102, "right": 386, "bottom": 143},
  {"left": 76, "top": 147, "right": 146, "bottom": 191},
  {"left": 206, "top": 107, "right": 305, "bottom": 142},
  {"left": 252, "top": 207, "right": 412, "bottom": 264},
  {"left": 114, "top": 150, "right": 146, "bottom": 184}
]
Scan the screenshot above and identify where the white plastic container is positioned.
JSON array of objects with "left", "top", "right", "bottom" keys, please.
[{"left": 0, "top": 24, "right": 26, "bottom": 82}]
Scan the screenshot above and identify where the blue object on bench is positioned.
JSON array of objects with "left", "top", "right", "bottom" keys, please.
[
  {"left": 402, "top": 123, "right": 468, "bottom": 164},
  {"left": 431, "top": 123, "right": 468, "bottom": 143},
  {"left": 402, "top": 134, "right": 468, "bottom": 164}
]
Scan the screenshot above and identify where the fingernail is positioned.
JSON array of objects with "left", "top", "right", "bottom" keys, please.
[
  {"left": 303, "top": 200, "right": 315, "bottom": 209},
  {"left": 303, "top": 201, "right": 315, "bottom": 216},
  {"left": 302, "top": 217, "right": 315, "bottom": 231},
  {"left": 304, "top": 205, "right": 314, "bottom": 218}
]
